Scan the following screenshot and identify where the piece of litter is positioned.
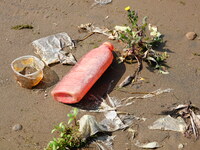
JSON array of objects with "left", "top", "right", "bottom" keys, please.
[
  {"left": 32, "top": 32, "right": 76, "bottom": 65},
  {"left": 127, "top": 128, "right": 136, "bottom": 139},
  {"left": 94, "top": 135, "right": 115, "bottom": 150},
  {"left": 107, "top": 94, "right": 122, "bottom": 108},
  {"left": 114, "top": 26, "right": 131, "bottom": 32},
  {"left": 94, "top": 0, "right": 112, "bottom": 5},
  {"left": 78, "top": 23, "right": 117, "bottom": 40},
  {"left": 135, "top": 140, "right": 161, "bottom": 149},
  {"left": 125, "top": 88, "right": 173, "bottom": 101},
  {"left": 161, "top": 103, "right": 200, "bottom": 138},
  {"left": 100, "top": 110, "right": 129, "bottom": 131},
  {"left": 148, "top": 115, "right": 187, "bottom": 133},
  {"left": 58, "top": 52, "right": 76, "bottom": 65},
  {"left": 80, "top": 95, "right": 136, "bottom": 132},
  {"left": 79, "top": 115, "right": 106, "bottom": 140}
]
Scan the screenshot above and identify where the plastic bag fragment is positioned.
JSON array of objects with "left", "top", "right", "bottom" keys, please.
[
  {"left": 100, "top": 111, "right": 129, "bottom": 131},
  {"left": 78, "top": 23, "right": 117, "bottom": 40},
  {"left": 135, "top": 140, "right": 161, "bottom": 149},
  {"left": 148, "top": 115, "right": 187, "bottom": 133},
  {"left": 32, "top": 32, "right": 76, "bottom": 65},
  {"left": 79, "top": 115, "right": 106, "bottom": 140},
  {"left": 94, "top": 0, "right": 112, "bottom": 5},
  {"left": 95, "top": 135, "right": 115, "bottom": 150}
]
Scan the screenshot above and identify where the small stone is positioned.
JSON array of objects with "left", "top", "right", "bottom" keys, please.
[
  {"left": 12, "top": 124, "right": 23, "bottom": 131},
  {"left": 186, "top": 32, "right": 197, "bottom": 40},
  {"left": 44, "top": 90, "right": 48, "bottom": 98},
  {"left": 178, "top": 143, "right": 184, "bottom": 149},
  {"left": 44, "top": 93, "right": 48, "bottom": 98}
]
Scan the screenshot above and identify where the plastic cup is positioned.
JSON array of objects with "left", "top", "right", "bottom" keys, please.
[{"left": 11, "top": 55, "right": 45, "bottom": 88}]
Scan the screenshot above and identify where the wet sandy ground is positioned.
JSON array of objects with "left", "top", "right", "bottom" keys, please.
[{"left": 1, "top": 0, "right": 200, "bottom": 149}]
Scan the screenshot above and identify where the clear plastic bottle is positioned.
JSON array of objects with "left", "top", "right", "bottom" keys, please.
[{"left": 51, "top": 42, "right": 114, "bottom": 104}]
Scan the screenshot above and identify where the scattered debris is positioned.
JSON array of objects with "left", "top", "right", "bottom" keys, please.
[
  {"left": 11, "top": 24, "right": 33, "bottom": 30},
  {"left": 135, "top": 140, "right": 161, "bottom": 149},
  {"left": 94, "top": 135, "right": 115, "bottom": 150},
  {"left": 79, "top": 113, "right": 134, "bottom": 136},
  {"left": 124, "top": 88, "right": 173, "bottom": 102},
  {"left": 159, "top": 103, "right": 200, "bottom": 139},
  {"left": 100, "top": 110, "right": 131, "bottom": 131},
  {"left": 32, "top": 32, "right": 76, "bottom": 65},
  {"left": 186, "top": 32, "right": 197, "bottom": 40},
  {"left": 58, "top": 52, "right": 76, "bottom": 65},
  {"left": 148, "top": 115, "right": 187, "bottom": 133},
  {"left": 79, "top": 115, "right": 106, "bottom": 140},
  {"left": 12, "top": 124, "right": 23, "bottom": 131},
  {"left": 79, "top": 94, "right": 138, "bottom": 145},
  {"left": 78, "top": 23, "right": 117, "bottom": 40},
  {"left": 127, "top": 128, "right": 136, "bottom": 140},
  {"left": 178, "top": 143, "right": 184, "bottom": 149},
  {"left": 78, "top": 115, "right": 117, "bottom": 150},
  {"left": 82, "top": 95, "right": 134, "bottom": 113}
]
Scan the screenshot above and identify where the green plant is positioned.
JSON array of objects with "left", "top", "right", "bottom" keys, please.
[
  {"left": 117, "top": 6, "right": 169, "bottom": 87},
  {"left": 67, "top": 108, "right": 79, "bottom": 125},
  {"left": 45, "top": 108, "right": 85, "bottom": 150}
]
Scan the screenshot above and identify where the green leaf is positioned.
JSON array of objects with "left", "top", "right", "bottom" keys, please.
[
  {"left": 52, "top": 144, "right": 57, "bottom": 150},
  {"left": 48, "top": 141, "right": 54, "bottom": 147},
  {"left": 59, "top": 122, "right": 64, "bottom": 128},
  {"left": 73, "top": 108, "right": 79, "bottom": 116},
  {"left": 142, "top": 16, "right": 148, "bottom": 25},
  {"left": 67, "top": 113, "right": 73, "bottom": 118},
  {"left": 68, "top": 118, "right": 74, "bottom": 125},
  {"left": 60, "top": 132, "right": 65, "bottom": 137},
  {"left": 159, "top": 69, "right": 169, "bottom": 74},
  {"left": 51, "top": 129, "right": 57, "bottom": 134}
]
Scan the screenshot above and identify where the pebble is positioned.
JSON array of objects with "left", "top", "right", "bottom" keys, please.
[
  {"left": 186, "top": 32, "right": 197, "bottom": 40},
  {"left": 12, "top": 124, "right": 23, "bottom": 131},
  {"left": 44, "top": 90, "right": 48, "bottom": 98},
  {"left": 178, "top": 143, "right": 184, "bottom": 149}
]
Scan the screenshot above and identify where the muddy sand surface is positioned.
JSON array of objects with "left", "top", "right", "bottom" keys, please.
[{"left": 1, "top": 0, "right": 200, "bottom": 149}]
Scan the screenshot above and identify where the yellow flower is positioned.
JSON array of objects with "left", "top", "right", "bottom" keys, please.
[{"left": 125, "top": 6, "right": 131, "bottom": 11}]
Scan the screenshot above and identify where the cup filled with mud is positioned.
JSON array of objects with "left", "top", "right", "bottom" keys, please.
[{"left": 11, "top": 55, "right": 45, "bottom": 88}]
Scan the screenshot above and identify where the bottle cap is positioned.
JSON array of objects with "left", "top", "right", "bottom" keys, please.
[{"left": 103, "top": 42, "right": 114, "bottom": 51}]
